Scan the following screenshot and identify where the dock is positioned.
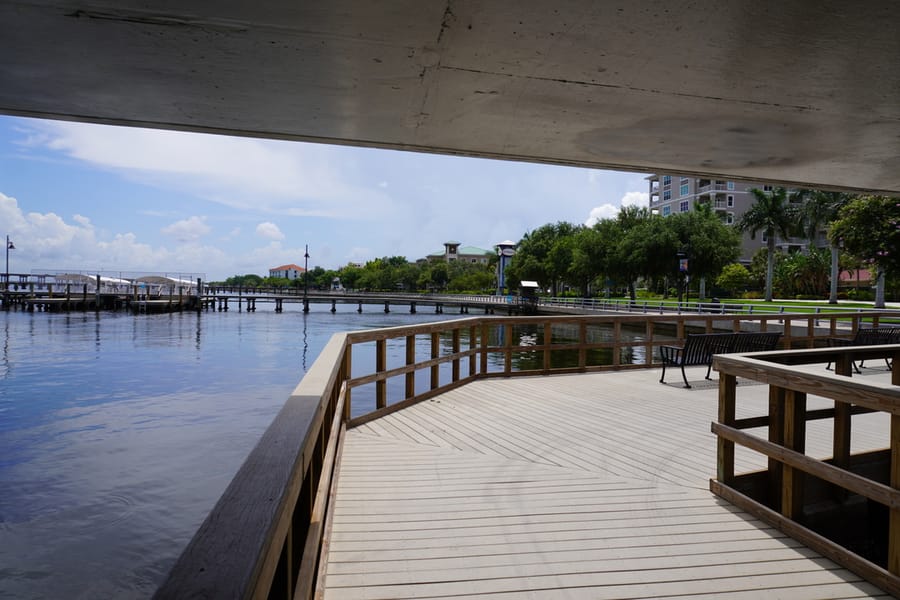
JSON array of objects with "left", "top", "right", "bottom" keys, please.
[
  {"left": 323, "top": 369, "right": 890, "bottom": 599},
  {"left": 153, "top": 312, "right": 900, "bottom": 600}
]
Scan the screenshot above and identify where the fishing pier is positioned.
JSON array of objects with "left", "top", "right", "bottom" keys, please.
[
  {"left": 155, "top": 311, "right": 900, "bottom": 599},
  {"left": 1, "top": 274, "right": 534, "bottom": 315}
]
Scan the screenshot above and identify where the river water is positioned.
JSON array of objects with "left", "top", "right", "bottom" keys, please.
[{"left": 0, "top": 305, "right": 463, "bottom": 599}]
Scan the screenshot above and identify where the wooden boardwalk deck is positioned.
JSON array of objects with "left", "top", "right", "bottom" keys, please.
[{"left": 322, "top": 366, "right": 894, "bottom": 599}]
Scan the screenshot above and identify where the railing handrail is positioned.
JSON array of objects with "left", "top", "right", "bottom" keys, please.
[
  {"left": 153, "top": 332, "right": 350, "bottom": 600},
  {"left": 539, "top": 296, "right": 900, "bottom": 317}
]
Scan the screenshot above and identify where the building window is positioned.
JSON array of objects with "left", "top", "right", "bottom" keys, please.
[
  {"left": 727, "top": 181, "right": 735, "bottom": 190},
  {"left": 662, "top": 205, "right": 671, "bottom": 216},
  {"left": 662, "top": 175, "right": 671, "bottom": 187},
  {"left": 726, "top": 212, "right": 734, "bottom": 225},
  {"left": 680, "top": 183, "right": 689, "bottom": 196},
  {"left": 727, "top": 195, "right": 734, "bottom": 207},
  {"left": 680, "top": 177, "right": 690, "bottom": 184},
  {"left": 763, "top": 184, "right": 774, "bottom": 192},
  {"left": 663, "top": 190, "right": 671, "bottom": 201},
  {"left": 679, "top": 200, "right": 689, "bottom": 212},
  {"left": 761, "top": 232, "right": 768, "bottom": 243}
]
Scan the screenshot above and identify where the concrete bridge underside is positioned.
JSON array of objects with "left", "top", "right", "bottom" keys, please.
[{"left": 0, "top": 1, "right": 897, "bottom": 194}]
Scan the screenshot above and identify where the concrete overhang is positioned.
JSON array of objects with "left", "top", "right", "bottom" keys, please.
[{"left": 1, "top": 1, "right": 898, "bottom": 194}]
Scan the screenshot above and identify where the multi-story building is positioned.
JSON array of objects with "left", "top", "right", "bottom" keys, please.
[
  {"left": 647, "top": 174, "right": 808, "bottom": 263},
  {"left": 425, "top": 241, "right": 494, "bottom": 265}
]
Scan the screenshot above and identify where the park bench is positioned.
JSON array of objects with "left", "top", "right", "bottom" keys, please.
[
  {"left": 826, "top": 327, "right": 900, "bottom": 373},
  {"left": 659, "top": 331, "right": 782, "bottom": 388}
]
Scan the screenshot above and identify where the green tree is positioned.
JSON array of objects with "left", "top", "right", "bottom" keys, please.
[
  {"left": 668, "top": 203, "right": 741, "bottom": 299},
  {"left": 507, "top": 222, "right": 580, "bottom": 295},
  {"left": 224, "top": 273, "right": 264, "bottom": 287},
  {"left": 736, "top": 187, "right": 799, "bottom": 301},
  {"left": 715, "top": 263, "right": 750, "bottom": 297},
  {"left": 829, "top": 195, "right": 900, "bottom": 308},
  {"left": 338, "top": 265, "right": 363, "bottom": 290},
  {"left": 569, "top": 226, "right": 607, "bottom": 296},
  {"left": 800, "top": 190, "right": 854, "bottom": 303},
  {"left": 773, "top": 248, "right": 830, "bottom": 298},
  {"left": 447, "top": 260, "right": 495, "bottom": 292}
]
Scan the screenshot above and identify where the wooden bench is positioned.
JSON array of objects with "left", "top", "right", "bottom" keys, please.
[
  {"left": 826, "top": 326, "right": 900, "bottom": 373},
  {"left": 659, "top": 331, "right": 782, "bottom": 388}
]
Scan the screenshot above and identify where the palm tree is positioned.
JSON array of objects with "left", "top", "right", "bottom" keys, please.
[
  {"left": 800, "top": 190, "right": 853, "bottom": 303},
  {"left": 736, "top": 187, "right": 798, "bottom": 301}
]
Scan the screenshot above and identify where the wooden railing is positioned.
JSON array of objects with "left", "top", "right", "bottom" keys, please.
[
  {"left": 153, "top": 311, "right": 899, "bottom": 599},
  {"left": 712, "top": 344, "right": 900, "bottom": 597}
]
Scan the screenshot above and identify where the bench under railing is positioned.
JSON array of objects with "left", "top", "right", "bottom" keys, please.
[{"left": 153, "top": 311, "right": 900, "bottom": 599}]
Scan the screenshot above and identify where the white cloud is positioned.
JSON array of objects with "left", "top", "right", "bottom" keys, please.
[
  {"left": 161, "top": 216, "right": 211, "bottom": 242},
  {"left": 584, "top": 204, "right": 620, "bottom": 226},
  {"left": 621, "top": 191, "right": 649, "bottom": 208},
  {"left": 72, "top": 214, "right": 93, "bottom": 228},
  {"left": 33, "top": 120, "right": 395, "bottom": 218},
  {"left": 255, "top": 222, "right": 285, "bottom": 241},
  {"left": 585, "top": 191, "right": 651, "bottom": 226}
]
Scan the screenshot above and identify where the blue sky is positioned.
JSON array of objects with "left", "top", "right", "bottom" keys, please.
[{"left": 0, "top": 115, "right": 649, "bottom": 281}]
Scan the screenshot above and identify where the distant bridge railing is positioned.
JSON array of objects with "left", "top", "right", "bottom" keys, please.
[{"left": 153, "top": 311, "right": 900, "bottom": 600}]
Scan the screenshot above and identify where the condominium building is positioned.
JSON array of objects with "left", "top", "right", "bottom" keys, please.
[{"left": 647, "top": 174, "right": 808, "bottom": 263}]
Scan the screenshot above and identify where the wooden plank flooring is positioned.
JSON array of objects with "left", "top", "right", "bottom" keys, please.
[{"left": 322, "top": 366, "right": 894, "bottom": 599}]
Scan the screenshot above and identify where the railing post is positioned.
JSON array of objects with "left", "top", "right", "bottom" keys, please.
[
  {"left": 469, "top": 325, "right": 477, "bottom": 377},
  {"left": 343, "top": 347, "right": 352, "bottom": 421},
  {"left": 452, "top": 329, "right": 460, "bottom": 382},
  {"left": 480, "top": 323, "right": 489, "bottom": 374},
  {"left": 768, "top": 385, "right": 785, "bottom": 507},
  {"left": 717, "top": 373, "right": 737, "bottom": 485},
  {"left": 430, "top": 332, "right": 439, "bottom": 390},
  {"left": 612, "top": 320, "right": 621, "bottom": 367},
  {"left": 405, "top": 335, "right": 416, "bottom": 399},
  {"left": 503, "top": 324, "right": 513, "bottom": 375},
  {"left": 578, "top": 322, "right": 587, "bottom": 369},
  {"left": 891, "top": 414, "right": 900, "bottom": 575},
  {"left": 375, "top": 339, "right": 386, "bottom": 409},
  {"left": 781, "top": 389, "right": 807, "bottom": 519},
  {"left": 542, "top": 322, "right": 552, "bottom": 373}
]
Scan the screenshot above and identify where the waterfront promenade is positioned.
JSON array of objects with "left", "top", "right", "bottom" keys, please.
[{"left": 321, "top": 369, "right": 892, "bottom": 599}]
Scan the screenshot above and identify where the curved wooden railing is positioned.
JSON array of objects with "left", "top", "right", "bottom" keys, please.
[{"left": 153, "top": 311, "right": 898, "bottom": 599}]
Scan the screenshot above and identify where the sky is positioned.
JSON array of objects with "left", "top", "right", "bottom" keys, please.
[{"left": 0, "top": 115, "right": 649, "bottom": 281}]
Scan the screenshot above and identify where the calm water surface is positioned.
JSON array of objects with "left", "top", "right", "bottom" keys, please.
[{"left": 0, "top": 305, "right": 460, "bottom": 599}]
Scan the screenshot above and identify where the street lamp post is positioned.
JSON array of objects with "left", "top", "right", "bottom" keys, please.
[
  {"left": 5, "top": 235, "right": 14, "bottom": 288},
  {"left": 303, "top": 244, "right": 310, "bottom": 313}
]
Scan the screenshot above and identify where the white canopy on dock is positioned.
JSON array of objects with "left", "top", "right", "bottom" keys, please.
[{"left": 134, "top": 276, "right": 196, "bottom": 290}]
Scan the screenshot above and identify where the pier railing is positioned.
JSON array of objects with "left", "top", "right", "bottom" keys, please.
[
  {"left": 154, "top": 311, "right": 900, "bottom": 600},
  {"left": 712, "top": 344, "right": 900, "bottom": 597}
]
